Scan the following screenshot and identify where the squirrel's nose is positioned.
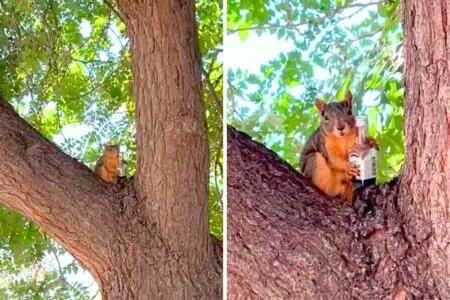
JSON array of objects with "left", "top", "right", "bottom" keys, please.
[{"left": 337, "top": 123, "right": 345, "bottom": 131}]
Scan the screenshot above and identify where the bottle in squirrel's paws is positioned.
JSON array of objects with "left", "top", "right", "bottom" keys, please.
[
  {"left": 95, "top": 144, "right": 123, "bottom": 185},
  {"left": 300, "top": 91, "right": 376, "bottom": 203}
]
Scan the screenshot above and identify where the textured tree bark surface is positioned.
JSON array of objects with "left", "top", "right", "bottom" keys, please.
[
  {"left": 227, "top": 126, "right": 408, "bottom": 299},
  {"left": 117, "top": 0, "right": 209, "bottom": 252},
  {"left": 0, "top": 99, "right": 118, "bottom": 286},
  {"left": 0, "top": 0, "right": 221, "bottom": 299},
  {"left": 115, "top": 0, "right": 220, "bottom": 298},
  {"left": 401, "top": 0, "right": 450, "bottom": 298}
]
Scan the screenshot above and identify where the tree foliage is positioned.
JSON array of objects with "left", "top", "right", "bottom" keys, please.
[
  {"left": 0, "top": 0, "right": 222, "bottom": 298},
  {"left": 228, "top": 0, "right": 404, "bottom": 184}
]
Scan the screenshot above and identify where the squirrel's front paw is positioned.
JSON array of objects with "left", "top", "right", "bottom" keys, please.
[
  {"left": 346, "top": 162, "right": 359, "bottom": 177},
  {"left": 365, "top": 137, "right": 379, "bottom": 150}
]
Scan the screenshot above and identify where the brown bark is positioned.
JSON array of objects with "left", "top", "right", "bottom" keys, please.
[
  {"left": 0, "top": 0, "right": 221, "bottom": 299},
  {"left": 117, "top": 0, "right": 209, "bottom": 252},
  {"left": 227, "top": 126, "right": 408, "bottom": 299},
  {"left": 116, "top": 0, "right": 220, "bottom": 297},
  {"left": 401, "top": 0, "right": 450, "bottom": 297},
  {"left": 0, "top": 99, "right": 117, "bottom": 285},
  {"left": 227, "top": 1, "right": 450, "bottom": 298}
]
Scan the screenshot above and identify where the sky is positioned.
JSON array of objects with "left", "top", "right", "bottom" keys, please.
[
  {"left": 224, "top": 0, "right": 401, "bottom": 166},
  {"left": 226, "top": 0, "right": 383, "bottom": 116}
]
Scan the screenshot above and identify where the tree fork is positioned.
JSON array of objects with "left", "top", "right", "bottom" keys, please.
[
  {"left": 0, "top": 94, "right": 222, "bottom": 299},
  {"left": 227, "top": 125, "right": 438, "bottom": 299}
]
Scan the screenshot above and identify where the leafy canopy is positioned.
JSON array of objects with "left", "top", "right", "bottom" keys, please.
[{"left": 228, "top": 0, "right": 404, "bottom": 183}]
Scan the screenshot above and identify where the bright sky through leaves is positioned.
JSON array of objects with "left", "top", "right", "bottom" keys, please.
[{"left": 227, "top": 0, "right": 404, "bottom": 181}]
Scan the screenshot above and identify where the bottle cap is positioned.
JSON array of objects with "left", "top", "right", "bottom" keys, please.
[{"left": 355, "top": 116, "right": 367, "bottom": 127}]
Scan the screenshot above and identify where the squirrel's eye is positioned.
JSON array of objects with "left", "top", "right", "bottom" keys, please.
[{"left": 324, "top": 115, "right": 329, "bottom": 121}]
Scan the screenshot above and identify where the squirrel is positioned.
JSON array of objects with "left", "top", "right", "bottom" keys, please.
[
  {"left": 300, "top": 91, "right": 376, "bottom": 203},
  {"left": 95, "top": 144, "right": 123, "bottom": 184}
]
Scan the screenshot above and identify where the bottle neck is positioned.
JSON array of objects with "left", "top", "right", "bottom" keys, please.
[{"left": 356, "top": 125, "right": 367, "bottom": 144}]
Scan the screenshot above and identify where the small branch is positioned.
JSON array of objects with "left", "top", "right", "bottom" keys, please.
[
  {"left": 202, "top": 71, "right": 223, "bottom": 117},
  {"left": 202, "top": 52, "right": 223, "bottom": 118},
  {"left": 348, "top": 28, "right": 384, "bottom": 43},
  {"left": 104, "top": 0, "right": 126, "bottom": 24},
  {"left": 227, "top": 82, "right": 246, "bottom": 122},
  {"left": 90, "top": 290, "right": 100, "bottom": 300},
  {"left": 228, "top": 1, "right": 382, "bottom": 33},
  {"left": 213, "top": 145, "right": 223, "bottom": 199},
  {"left": 50, "top": 245, "right": 67, "bottom": 285}
]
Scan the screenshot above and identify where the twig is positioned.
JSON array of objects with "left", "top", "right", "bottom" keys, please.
[
  {"left": 104, "top": 0, "right": 126, "bottom": 24},
  {"left": 90, "top": 290, "right": 100, "bottom": 300},
  {"left": 50, "top": 246, "right": 67, "bottom": 285},
  {"left": 227, "top": 82, "right": 246, "bottom": 122},
  {"left": 201, "top": 54, "right": 223, "bottom": 117},
  {"left": 349, "top": 28, "right": 384, "bottom": 43}
]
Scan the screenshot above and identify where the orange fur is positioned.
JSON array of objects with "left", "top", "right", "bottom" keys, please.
[
  {"left": 313, "top": 129, "right": 357, "bottom": 203},
  {"left": 95, "top": 147, "right": 120, "bottom": 184}
]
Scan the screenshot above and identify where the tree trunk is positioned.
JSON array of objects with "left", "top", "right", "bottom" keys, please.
[
  {"left": 117, "top": 0, "right": 209, "bottom": 251},
  {"left": 0, "top": 0, "right": 221, "bottom": 299},
  {"left": 227, "top": 1, "right": 450, "bottom": 298},
  {"left": 400, "top": 0, "right": 450, "bottom": 296}
]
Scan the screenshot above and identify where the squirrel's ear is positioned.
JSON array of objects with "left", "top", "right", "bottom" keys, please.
[
  {"left": 344, "top": 91, "right": 352, "bottom": 107},
  {"left": 315, "top": 99, "right": 325, "bottom": 113}
]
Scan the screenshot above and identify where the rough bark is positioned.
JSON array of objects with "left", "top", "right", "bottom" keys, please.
[
  {"left": 400, "top": 0, "right": 450, "bottom": 297},
  {"left": 117, "top": 0, "right": 209, "bottom": 252},
  {"left": 228, "top": 126, "right": 406, "bottom": 299},
  {"left": 115, "top": 0, "right": 220, "bottom": 298},
  {"left": 0, "top": 0, "right": 221, "bottom": 299},
  {"left": 0, "top": 99, "right": 118, "bottom": 286}
]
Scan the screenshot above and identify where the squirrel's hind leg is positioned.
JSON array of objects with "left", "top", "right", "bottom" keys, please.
[{"left": 341, "top": 180, "right": 354, "bottom": 203}]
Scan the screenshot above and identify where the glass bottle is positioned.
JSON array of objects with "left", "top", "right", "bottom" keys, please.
[{"left": 349, "top": 116, "right": 377, "bottom": 188}]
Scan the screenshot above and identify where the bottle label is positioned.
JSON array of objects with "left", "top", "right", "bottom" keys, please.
[
  {"left": 118, "top": 155, "right": 126, "bottom": 177},
  {"left": 349, "top": 148, "right": 376, "bottom": 181}
]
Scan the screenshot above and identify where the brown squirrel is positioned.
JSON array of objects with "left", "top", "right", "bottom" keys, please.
[
  {"left": 300, "top": 91, "right": 376, "bottom": 203},
  {"left": 95, "top": 144, "right": 122, "bottom": 184}
]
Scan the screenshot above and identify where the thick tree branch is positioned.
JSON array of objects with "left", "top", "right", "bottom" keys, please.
[
  {"left": 0, "top": 97, "right": 120, "bottom": 282},
  {"left": 227, "top": 125, "right": 434, "bottom": 299},
  {"left": 112, "top": 1, "right": 221, "bottom": 297}
]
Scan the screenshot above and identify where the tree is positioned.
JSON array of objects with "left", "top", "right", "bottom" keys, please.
[
  {"left": 0, "top": 0, "right": 222, "bottom": 298},
  {"left": 227, "top": 0, "right": 449, "bottom": 298}
]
